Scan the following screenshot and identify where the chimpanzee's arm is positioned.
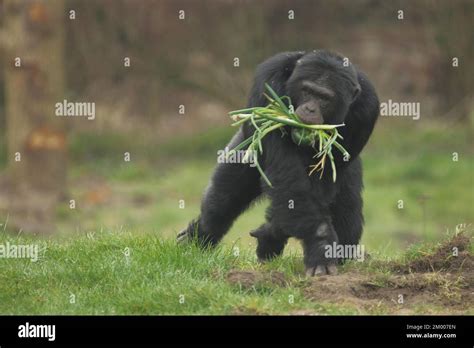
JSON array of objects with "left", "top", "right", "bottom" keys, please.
[{"left": 336, "top": 72, "right": 379, "bottom": 166}]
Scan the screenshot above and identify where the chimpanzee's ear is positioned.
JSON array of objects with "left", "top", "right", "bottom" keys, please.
[{"left": 247, "top": 51, "right": 306, "bottom": 107}]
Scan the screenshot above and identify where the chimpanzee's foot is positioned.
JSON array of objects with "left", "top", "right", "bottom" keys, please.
[
  {"left": 250, "top": 224, "right": 288, "bottom": 262},
  {"left": 177, "top": 219, "right": 199, "bottom": 244}
]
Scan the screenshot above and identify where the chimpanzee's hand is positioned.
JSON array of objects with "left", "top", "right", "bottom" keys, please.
[{"left": 303, "top": 222, "right": 339, "bottom": 276}]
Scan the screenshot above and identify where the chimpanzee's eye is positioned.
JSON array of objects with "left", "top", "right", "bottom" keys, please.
[{"left": 318, "top": 94, "right": 330, "bottom": 102}]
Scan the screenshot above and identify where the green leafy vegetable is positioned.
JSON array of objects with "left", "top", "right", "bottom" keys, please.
[{"left": 227, "top": 84, "right": 350, "bottom": 186}]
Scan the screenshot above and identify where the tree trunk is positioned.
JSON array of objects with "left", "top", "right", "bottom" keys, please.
[{"left": 1, "top": 0, "right": 67, "bottom": 234}]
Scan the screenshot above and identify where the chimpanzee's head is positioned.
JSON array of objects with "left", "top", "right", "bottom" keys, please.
[{"left": 286, "top": 51, "right": 361, "bottom": 125}]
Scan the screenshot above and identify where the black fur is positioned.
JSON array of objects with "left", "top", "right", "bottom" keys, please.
[{"left": 178, "top": 50, "right": 379, "bottom": 275}]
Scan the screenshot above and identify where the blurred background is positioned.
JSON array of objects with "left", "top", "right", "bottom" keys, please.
[{"left": 0, "top": 0, "right": 472, "bottom": 257}]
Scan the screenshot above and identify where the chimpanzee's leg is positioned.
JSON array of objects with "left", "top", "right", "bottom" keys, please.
[
  {"left": 261, "top": 134, "right": 339, "bottom": 276},
  {"left": 330, "top": 158, "right": 364, "bottom": 261},
  {"left": 177, "top": 128, "right": 262, "bottom": 247},
  {"left": 249, "top": 222, "right": 288, "bottom": 262}
]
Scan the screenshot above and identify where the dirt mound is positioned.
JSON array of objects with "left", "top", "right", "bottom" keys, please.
[
  {"left": 303, "top": 233, "right": 473, "bottom": 314},
  {"left": 226, "top": 270, "right": 287, "bottom": 289},
  {"left": 226, "top": 233, "right": 473, "bottom": 314},
  {"left": 390, "top": 233, "right": 473, "bottom": 274},
  {"left": 303, "top": 271, "right": 473, "bottom": 314}
]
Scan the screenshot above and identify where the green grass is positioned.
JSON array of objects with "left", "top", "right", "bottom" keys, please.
[
  {"left": 228, "top": 83, "right": 349, "bottom": 185},
  {"left": 0, "top": 231, "right": 343, "bottom": 315},
  {"left": 0, "top": 229, "right": 471, "bottom": 315}
]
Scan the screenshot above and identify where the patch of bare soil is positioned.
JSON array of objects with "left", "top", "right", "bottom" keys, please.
[
  {"left": 226, "top": 233, "right": 473, "bottom": 314},
  {"left": 304, "top": 233, "right": 473, "bottom": 314},
  {"left": 303, "top": 272, "right": 472, "bottom": 314}
]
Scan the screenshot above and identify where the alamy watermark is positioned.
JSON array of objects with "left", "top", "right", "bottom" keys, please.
[
  {"left": 217, "top": 147, "right": 257, "bottom": 167},
  {"left": 324, "top": 242, "right": 365, "bottom": 262},
  {"left": 18, "top": 322, "right": 55, "bottom": 342},
  {"left": 55, "top": 99, "right": 95, "bottom": 120},
  {"left": 380, "top": 99, "right": 420, "bottom": 120},
  {"left": 0, "top": 242, "right": 39, "bottom": 262}
]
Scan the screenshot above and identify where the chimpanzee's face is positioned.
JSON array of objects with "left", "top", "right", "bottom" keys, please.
[{"left": 286, "top": 54, "right": 361, "bottom": 125}]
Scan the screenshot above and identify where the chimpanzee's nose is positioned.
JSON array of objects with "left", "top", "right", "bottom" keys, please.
[
  {"left": 295, "top": 104, "right": 323, "bottom": 125},
  {"left": 304, "top": 105, "right": 316, "bottom": 113}
]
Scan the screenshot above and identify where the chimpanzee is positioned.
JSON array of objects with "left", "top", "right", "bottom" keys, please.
[{"left": 178, "top": 50, "right": 379, "bottom": 276}]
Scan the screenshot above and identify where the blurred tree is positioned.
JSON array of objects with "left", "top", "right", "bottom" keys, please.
[
  {"left": 0, "top": 0, "right": 5, "bottom": 134},
  {"left": 1, "top": 0, "right": 67, "bottom": 234},
  {"left": 429, "top": 0, "right": 473, "bottom": 122}
]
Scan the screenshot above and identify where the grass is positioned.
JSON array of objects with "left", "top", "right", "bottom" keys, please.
[
  {"left": 0, "top": 230, "right": 327, "bottom": 315},
  {"left": 0, "top": 228, "right": 471, "bottom": 315}
]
